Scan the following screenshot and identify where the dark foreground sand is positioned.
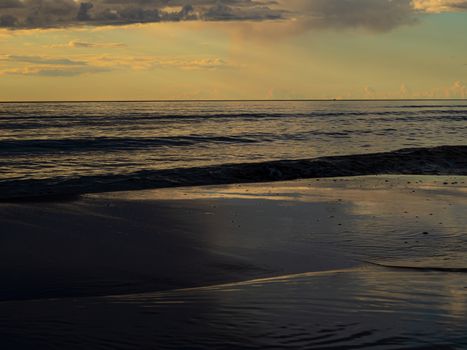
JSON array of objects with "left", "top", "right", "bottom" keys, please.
[{"left": 1, "top": 176, "right": 467, "bottom": 349}]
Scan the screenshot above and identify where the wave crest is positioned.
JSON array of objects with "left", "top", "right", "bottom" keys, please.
[{"left": 1, "top": 145, "right": 466, "bottom": 201}]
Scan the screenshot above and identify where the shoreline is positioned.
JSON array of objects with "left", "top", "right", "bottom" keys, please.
[
  {"left": 1, "top": 175, "right": 467, "bottom": 348},
  {"left": 1, "top": 175, "right": 466, "bottom": 302},
  {"left": 1, "top": 145, "right": 466, "bottom": 202}
]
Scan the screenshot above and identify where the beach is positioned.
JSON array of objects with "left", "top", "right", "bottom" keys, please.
[
  {"left": 3, "top": 3, "right": 467, "bottom": 347},
  {"left": 1, "top": 175, "right": 467, "bottom": 348}
]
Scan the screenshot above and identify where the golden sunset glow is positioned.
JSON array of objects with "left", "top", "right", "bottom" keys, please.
[{"left": 1, "top": 0, "right": 466, "bottom": 101}]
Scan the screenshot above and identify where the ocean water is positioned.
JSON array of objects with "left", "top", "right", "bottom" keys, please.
[{"left": 1, "top": 100, "right": 467, "bottom": 198}]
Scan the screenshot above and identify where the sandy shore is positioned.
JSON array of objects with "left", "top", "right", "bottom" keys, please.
[
  {"left": 1, "top": 175, "right": 467, "bottom": 348},
  {"left": 1, "top": 175, "right": 466, "bottom": 301}
]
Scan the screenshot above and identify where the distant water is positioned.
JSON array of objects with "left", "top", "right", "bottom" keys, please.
[{"left": 1, "top": 100, "right": 467, "bottom": 198}]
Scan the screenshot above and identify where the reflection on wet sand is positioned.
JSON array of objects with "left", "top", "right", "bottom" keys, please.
[
  {"left": 1, "top": 268, "right": 467, "bottom": 349},
  {"left": 0, "top": 175, "right": 466, "bottom": 348}
]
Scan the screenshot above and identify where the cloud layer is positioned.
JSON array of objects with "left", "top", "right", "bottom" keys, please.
[
  {"left": 0, "top": 53, "right": 234, "bottom": 76},
  {"left": 0, "top": 0, "right": 466, "bottom": 31},
  {"left": 412, "top": 0, "right": 467, "bottom": 12},
  {"left": 0, "top": 0, "right": 283, "bottom": 29},
  {"left": 281, "top": 0, "right": 417, "bottom": 32}
]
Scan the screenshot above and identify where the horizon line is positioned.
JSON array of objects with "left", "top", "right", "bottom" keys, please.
[{"left": 1, "top": 98, "right": 467, "bottom": 104}]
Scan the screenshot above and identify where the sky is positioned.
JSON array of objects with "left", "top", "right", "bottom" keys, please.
[{"left": 0, "top": 0, "right": 466, "bottom": 101}]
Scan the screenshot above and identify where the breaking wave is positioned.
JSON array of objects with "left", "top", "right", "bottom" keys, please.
[{"left": 1, "top": 145, "right": 466, "bottom": 201}]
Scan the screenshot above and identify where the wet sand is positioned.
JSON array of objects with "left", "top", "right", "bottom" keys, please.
[{"left": 1, "top": 176, "right": 467, "bottom": 348}]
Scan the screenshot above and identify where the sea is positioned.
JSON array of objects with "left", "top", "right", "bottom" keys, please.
[{"left": 1, "top": 100, "right": 467, "bottom": 199}]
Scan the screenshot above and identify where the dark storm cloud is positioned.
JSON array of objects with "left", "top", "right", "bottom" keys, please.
[
  {"left": 0, "top": 0, "right": 23, "bottom": 8},
  {"left": 287, "top": 0, "right": 417, "bottom": 32},
  {"left": 0, "top": 0, "right": 284, "bottom": 28},
  {"left": 0, "top": 0, "right": 465, "bottom": 30}
]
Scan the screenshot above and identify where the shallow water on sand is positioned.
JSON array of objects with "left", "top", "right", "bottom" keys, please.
[
  {"left": 1, "top": 267, "right": 467, "bottom": 349},
  {"left": 1, "top": 177, "right": 467, "bottom": 349}
]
